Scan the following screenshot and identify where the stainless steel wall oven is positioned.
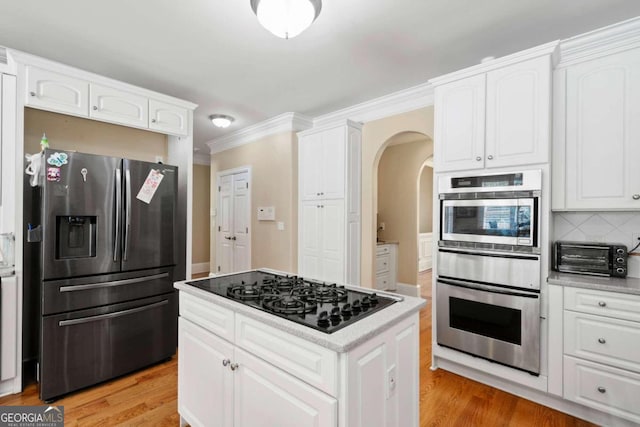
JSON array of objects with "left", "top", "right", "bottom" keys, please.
[{"left": 436, "top": 170, "right": 542, "bottom": 375}]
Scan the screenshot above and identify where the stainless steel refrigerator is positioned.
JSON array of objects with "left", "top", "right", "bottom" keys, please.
[{"left": 30, "top": 149, "right": 178, "bottom": 402}]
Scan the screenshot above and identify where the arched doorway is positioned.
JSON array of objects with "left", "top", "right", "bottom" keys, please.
[{"left": 375, "top": 131, "right": 433, "bottom": 294}]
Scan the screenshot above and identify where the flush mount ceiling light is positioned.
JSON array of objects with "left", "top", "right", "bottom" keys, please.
[
  {"left": 250, "top": 0, "right": 322, "bottom": 39},
  {"left": 209, "top": 114, "right": 235, "bottom": 128}
]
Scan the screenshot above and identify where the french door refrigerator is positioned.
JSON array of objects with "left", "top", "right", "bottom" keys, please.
[{"left": 35, "top": 149, "right": 178, "bottom": 402}]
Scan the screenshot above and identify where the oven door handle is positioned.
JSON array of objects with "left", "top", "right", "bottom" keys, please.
[
  {"left": 58, "top": 300, "right": 169, "bottom": 327},
  {"left": 438, "top": 278, "right": 540, "bottom": 299}
]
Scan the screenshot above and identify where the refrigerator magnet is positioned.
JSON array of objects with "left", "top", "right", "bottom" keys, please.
[
  {"left": 47, "top": 152, "right": 69, "bottom": 167},
  {"left": 136, "top": 169, "right": 164, "bottom": 204},
  {"left": 47, "top": 167, "right": 61, "bottom": 182}
]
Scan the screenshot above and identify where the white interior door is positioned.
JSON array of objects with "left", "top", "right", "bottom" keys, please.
[{"left": 216, "top": 169, "right": 251, "bottom": 274}]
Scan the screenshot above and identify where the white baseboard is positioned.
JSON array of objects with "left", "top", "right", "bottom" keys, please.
[
  {"left": 393, "top": 282, "right": 421, "bottom": 297},
  {"left": 191, "top": 262, "right": 210, "bottom": 275}
]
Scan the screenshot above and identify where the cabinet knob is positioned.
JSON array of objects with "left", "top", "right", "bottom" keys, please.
[
  {"left": 151, "top": 118, "right": 157, "bottom": 123},
  {"left": 598, "top": 301, "right": 607, "bottom": 307},
  {"left": 475, "top": 156, "right": 482, "bottom": 161},
  {"left": 230, "top": 363, "right": 239, "bottom": 371},
  {"left": 320, "top": 192, "right": 324, "bottom": 195},
  {"left": 29, "top": 91, "right": 36, "bottom": 97},
  {"left": 487, "top": 155, "right": 494, "bottom": 160},
  {"left": 633, "top": 194, "right": 640, "bottom": 200},
  {"left": 598, "top": 338, "right": 606, "bottom": 344},
  {"left": 92, "top": 106, "right": 98, "bottom": 111},
  {"left": 317, "top": 205, "right": 321, "bottom": 208},
  {"left": 316, "top": 192, "right": 321, "bottom": 196},
  {"left": 597, "top": 386, "right": 606, "bottom": 394},
  {"left": 222, "top": 359, "right": 231, "bottom": 367},
  {"left": 320, "top": 205, "right": 324, "bottom": 208}
]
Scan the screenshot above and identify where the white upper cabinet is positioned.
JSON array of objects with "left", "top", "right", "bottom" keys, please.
[
  {"left": 432, "top": 43, "right": 555, "bottom": 172},
  {"left": 18, "top": 55, "right": 196, "bottom": 136},
  {"left": 90, "top": 83, "right": 148, "bottom": 128},
  {"left": 149, "top": 99, "right": 189, "bottom": 136},
  {"left": 554, "top": 47, "right": 640, "bottom": 210},
  {"left": 26, "top": 66, "right": 89, "bottom": 117},
  {"left": 485, "top": 56, "right": 551, "bottom": 168},
  {"left": 300, "top": 127, "right": 345, "bottom": 201},
  {"left": 434, "top": 74, "right": 486, "bottom": 172}
]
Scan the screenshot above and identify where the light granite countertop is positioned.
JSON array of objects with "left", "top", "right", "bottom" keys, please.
[
  {"left": 174, "top": 270, "right": 426, "bottom": 353},
  {"left": 548, "top": 271, "right": 640, "bottom": 296}
]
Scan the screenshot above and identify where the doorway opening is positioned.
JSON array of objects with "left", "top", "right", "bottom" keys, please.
[{"left": 375, "top": 132, "right": 433, "bottom": 296}]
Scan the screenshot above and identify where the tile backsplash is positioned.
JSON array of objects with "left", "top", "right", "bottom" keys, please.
[{"left": 552, "top": 212, "right": 640, "bottom": 278}]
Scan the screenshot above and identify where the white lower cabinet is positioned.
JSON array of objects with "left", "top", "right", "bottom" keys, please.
[
  {"left": 559, "top": 286, "right": 640, "bottom": 425},
  {"left": 375, "top": 244, "right": 397, "bottom": 291},
  {"left": 178, "top": 290, "right": 419, "bottom": 427}
]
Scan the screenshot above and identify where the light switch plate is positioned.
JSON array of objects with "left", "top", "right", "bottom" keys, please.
[{"left": 277, "top": 221, "right": 284, "bottom": 231}]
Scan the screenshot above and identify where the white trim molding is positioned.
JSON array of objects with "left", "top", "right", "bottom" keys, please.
[
  {"left": 313, "top": 81, "right": 434, "bottom": 128},
  {"left": 207, "top": 112, "right": 312, "bottom": 155},
  {"left": 558, "top": 15, "right": 640, "bottom": 68},
  {"left": 429, "top": 41, "right": 560, "bottom": 87},
  {"left": 191, "top": 262, "right": 210, "bottom": 275}
]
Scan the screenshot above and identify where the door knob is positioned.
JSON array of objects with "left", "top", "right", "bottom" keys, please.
[
  {"left": 231, "top": 236, "right": 237, "bottom": 241},
  {"left": 475, "top": 156, "right": 482, "bottom": 161},
  {"left": 29, "top": 91, "right": 36, "bottom": 97},
  {"left": 230, "top": 363, "right": 239, "bottom": 371},
  {"left": 598, "top": 338, "right": 606, "bottom": 344},
  {"left": 597, "top": 386, "right": 606, "bottom": 393},
  {"left": 487, "top": 155, "right": 494, "bottom": 160},
  {"left": 151, "top": 118, "right": 157, "bottom": 123},
  {"left": 598, "top": 301, "right": 607, "bottom": 307},
  {"left": 222, "top": 359, "right": 231, "bottom": 367},
  {"left": 633, "top": 194, "right": 640, "bottom": 200}
]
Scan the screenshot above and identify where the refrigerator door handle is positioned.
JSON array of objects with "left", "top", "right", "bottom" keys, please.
[
  {"left": 58, "top": 272, "right": 170, "bottom": 292},
  {"left": 57, "top": 299, "right": 169, "bottom": 327},
  {"left": 124, "top": 169, "right": 132, "bottom": 261},
  {"left": 114, "top": 168, "right": 122, "bottom": 262}
]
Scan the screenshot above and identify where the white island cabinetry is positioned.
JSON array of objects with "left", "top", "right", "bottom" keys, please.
[{"left": 176, "top": 281, "right": 423, "bottom": 427}]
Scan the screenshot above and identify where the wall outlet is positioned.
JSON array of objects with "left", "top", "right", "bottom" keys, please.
[
  {"left": 277, "top": 221, "right": 285, "bottom": 231},
  {"left": 379, "top": 222, "right": 386, "bottom": 231}
]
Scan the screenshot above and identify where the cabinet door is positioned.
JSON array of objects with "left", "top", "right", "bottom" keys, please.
[
  {"left": 233, "top": 347, "right": 337, "bottom": 427},
  {"left": 299, "top": 133, "right": 323, "bottom": 200},
  {"left": 90, "top": 83, "right": 148, "bottom": 128},
  {"left": 485, "top": 55, "right": 550, "bottom": 168},
  {"left": 26, "top": 66, "right": 89, "bottom": 117},
  {"left": 564, "top": 48, "right": 640, "bottom": 209},
  {"left": 149, "top": 99, "right": 188, "bottom": 136},
  {"left": 320, "top": 199, "right": 345, "bottom": 284},
  {"left": 299, "top": 200, "right": 322, "bottom": 280},
  {"left": 178, "top": 317, "right": 234, "bottom": 427},
  {"left": 321, "top": 127, "right": 346, "bottom": 199},
  {"left": 434, "top": 74, "right": 486, "bottom": 172}
]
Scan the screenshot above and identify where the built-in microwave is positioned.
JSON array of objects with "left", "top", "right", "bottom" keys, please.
[{"left": 439, "top": 170, "right": 541, "bottom": 253}]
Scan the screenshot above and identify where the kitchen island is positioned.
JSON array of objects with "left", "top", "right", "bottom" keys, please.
[{"left": 174, "top": 270, "right": 425, "bottom": 427}]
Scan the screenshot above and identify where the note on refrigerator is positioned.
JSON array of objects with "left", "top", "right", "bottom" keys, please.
[{"left": 136, "top": 169, "right": 164, "bottom": 204}]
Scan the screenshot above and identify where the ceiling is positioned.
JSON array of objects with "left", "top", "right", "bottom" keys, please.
[{"left": 1, "top": 1, "right": 640, "bottom": 154}]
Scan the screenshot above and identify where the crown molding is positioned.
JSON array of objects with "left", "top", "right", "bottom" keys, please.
[
  {"left": 313, "top": 81, "right": 434, "bottom": 128},
  {"left": 207, "top": 112, "right": 313, "bottom": 155},
  {"left": 193, "top": 152, "right": 211, "bottom": 165},
  {"left": 429, "top": 41, "right": 560, "bottom": 86},
  {"left": 557, "top": 16, "right": 640, "bottom": 68}
]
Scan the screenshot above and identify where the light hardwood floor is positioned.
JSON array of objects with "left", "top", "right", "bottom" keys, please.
[{"left": 0, "top": 279, "right": 595, "bottom": 426}]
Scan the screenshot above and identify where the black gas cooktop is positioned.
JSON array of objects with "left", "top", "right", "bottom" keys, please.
[{"left": 186, "top": 271, "right": 397, "bottom": 334}]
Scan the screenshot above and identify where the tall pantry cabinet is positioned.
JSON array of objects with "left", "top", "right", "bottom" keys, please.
[{"left": 298, "top": 121, "right": 361, "bottom": 286}]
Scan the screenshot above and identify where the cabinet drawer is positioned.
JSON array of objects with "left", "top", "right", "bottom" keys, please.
[
  {"left": 375, "top": 273, "right": 391, "bottom": 291},
  {"left": 180, "top": 292, "right": 234, "bottom": 343},
  {"left": 376, "top": 245, "right": 390, "bottom": 256},
  {"left": 376, "top": 254, "right": 390, "bottom": 274},
  {"left": 564, "top": 356, "right": 640, "bottom": 424},
  {"left": 564, "top": 311, "right": 640, "bottom": 373},
  {"left": 235, "top": 314, "right": 338, "bottom": 396},
  {"left": 565, "top": 287, "right": 640, "bottom": 323}
]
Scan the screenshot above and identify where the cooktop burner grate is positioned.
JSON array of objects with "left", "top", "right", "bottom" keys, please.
[{"left": 186, "top": 271, "right": 397, "bottom": 334}]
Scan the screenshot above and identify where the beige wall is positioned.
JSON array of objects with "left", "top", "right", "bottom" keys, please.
[
  {"left": 362, "top": 106, "right": 434, "bottom": 289},
  {"left": 210, "top": 132, "right": 297, "bottom": 273},
  {"left": 24, "top": 108, "right": 167, "bottom": 161},
  {"left": 192, "top": 164, "right": 211, "bottom": 265},
  {"left": 419, "top": 166, "right": 433, "bottom": 233},
  {"left": 377, "top": 139, "right": 433, "bottom": 285}
]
